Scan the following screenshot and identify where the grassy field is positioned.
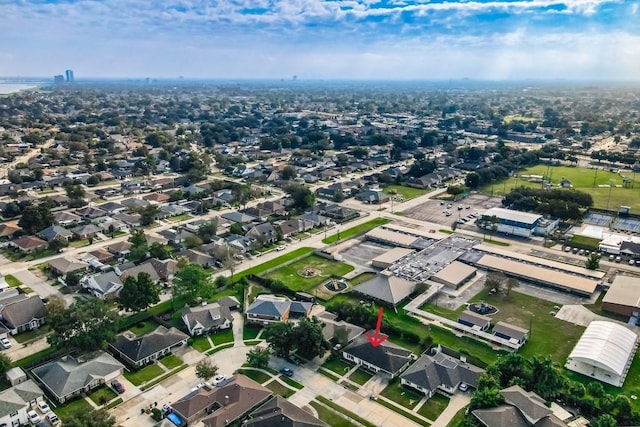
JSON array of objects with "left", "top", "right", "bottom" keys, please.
[
  {"left": 570, "top": 234, "right": 602, "bottom": 249},
  {"left": 418, "top": 394, "right": 450, "bottom": 420},
  {"left": 13, "top": 325, "right": 50, "bottom": 344},
  {"left": 237, "top": 368, "right": 272, "bottom": 384},
  {"left": 316, "top": 397, "right": 377, "bottom": 427},
  {"left": 190, "top": 335, "right": 212, "bottom": 352},
  {"left": 447, "top": 407, "right": 468, "bottom": 427},
  {"left": 4, "top": 274, "right": 22, "bottom": 287},
  {"left": 479, "top": 164, "right": 640, "bottom": 211},
  {"left": 423, "top": 288, "right": 584, "bottom": 364},
  {"left": 322, "top": 358, "right": 353, "bottom": 376},
  {"left": 383, "top": 184, "right": 432, "bottom": 201},
  {"left": 309, "top": 401, "right": 359, "bottom": 427},
  {"left": 322, "top": 218, "right": 390, "bottom": 244},
  {"left": 57, "top": 398, "right": 93, "bottom": 423},
  {"left": 264, "top": 254, "right": 354, "bottom": 292},
  {"left": 235, "top": 247, "right": 315, "bottom": 281},
  {"left": 243, "top": 324, "right": 262, "bottom": 340},
  {"left": 167, "top": 213, "right": 192, "bottom": 223},
  {"left": 349, "top": 272, "right": 377, "bottom": 286},
  {"left": 279, "top": 375, "right": 304, "bottom": 389},
  {"left": 124, "top": 364, "right": 164, "bottom": 386},
  {"left": 381, "top": 379, "right": 424, "bottom": 409}
]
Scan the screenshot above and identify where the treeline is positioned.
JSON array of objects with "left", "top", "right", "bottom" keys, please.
[
  {"left": 464, "top": 149, "right": 539, "bottom": 189},
  {"left": 591, "top": 150, "right": 637, "bottom": 166},
  {"left": 468, "top": 353, "right": 638, "bottom": 427},
  {"left": 502, "top": 187, "right": 593, "bottom": 220}
]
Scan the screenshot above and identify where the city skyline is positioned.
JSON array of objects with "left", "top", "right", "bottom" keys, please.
[{"left": 1, "top": 0, "right": 639, "bottom": 80}]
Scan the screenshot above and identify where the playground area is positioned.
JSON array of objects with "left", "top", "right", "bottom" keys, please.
[{"left": 263, "top": 254, "right": 355, "bottom": 292}]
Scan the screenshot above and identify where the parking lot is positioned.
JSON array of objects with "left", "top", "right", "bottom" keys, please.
[
  {"left": 339, "top": 240, "right": 390, "bottom": 270},
  {"left": 403, "top": 194, "right": 502, "bottom": 227}
]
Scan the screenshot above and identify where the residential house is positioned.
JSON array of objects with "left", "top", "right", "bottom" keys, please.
[
  {"left": 298, "top": 213, "right": 329, "bottom": 227},
  {"left": 276, "top": 220, "right": 302, "bottom": 239},
  {"left": 119, "top": 263, "right": 161, "bottom": 283},
  {"left": 170, "top": 375, "right": 272, "bottom": 427},
  {"left": 108, "top": 241, "right": 132, "bottom": 257},
  {"left": 53, "top": 211, "right": 81, "bottom": 227},
  {"left": 109, "top": 326, "right": 188, "bottom": 367},
  {"left": 246, "top": 295, "right": 312, "bottom": 325},
  {"left": 245, "top": 395, "right": 328, "bottom": 427},
  {"left": 0, "top": 379, "right": 46, "bottom": 426},
  {"left": 113, "top": 212, "right": 142, "bottom": 228},
  {"left": 246, "top": 222, "right": 278, "bottom": 245},
  {"left": 342, "top": 334, "right": 414, "bottom": 378},
  {"left": 356, "top": 187, "right": 389, "bottom": 204},
  {"left": 221, "top": 212, "right": 257, "bottom": 225},
  {"left": 144, "top": 258, "right": 178, "bottom": 282},
  {"left": 182, "top": 302, "right": 233, "bottom": 336},
  {"left": 71, "top": 223, "right": 102, "bottom": 240},
  {"left": 10, "top": 235, "right": 47, "bottom": 253},
  {"left": 86, "top": 248, "right": 115, "bottom": 263},
  {"left": 31, "top": 352, "right": 124, "bottom": 404},
  {"left": 75, "top": 206, "right": 107, "bottom": 221},
  {"left": 175, "top": 249, "right": 215, "bottom": 268},
  {"left": 317, "top": 311, "right": 365, "bottom": 345},
  {"left": 143, "top": 192, "right": 171, "bottom": 204},
  {"left": 226, "top": 234, "right": 257, "bottom": 253},
  {"left": 38, "top": 225, "right": 73, "bottom": 242},
  {"left": 0, "top": 222, "right": 22, "bottom": 239},
  {"left": 120, "top": 198, "right": 150, "bottom": 210},
  {"left": 47, "top": 256, "right": 88, "bottom": 276},
  {"left": 98, "top": 202, "right": 127, "bottom": 215},
  {"left": 99, "top": 218, "right": 127, "bottom": 233},
  {"left": 0, "top": 293, "right": 46, "bottom": 335},
  {"left": 81, "top": 271, "right": 123, "bottom": 299},
  {"left": 258, "top": 200, "right": 286, "bottom": 217},
  {"left": 472, "top": 385, "right": 568, "bottom": 427},
  {"left": 320, "top": 204, "right": 359, "bottom": 223},
  {"left": 400, "top": 347, "right": 484, "bottom": 397},
  {"left": 158, "top": 228, "right": 196, "bottom": 246}
]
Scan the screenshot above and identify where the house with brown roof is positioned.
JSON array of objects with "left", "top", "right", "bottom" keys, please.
[
  {"left": 0, "top": 222, "right": 22, "bottom": 239},
  {"left": 143, "top": 192, "right": 171, "bottom": 204},
  {"left": 170, "top": 375, "right": 272, "bottom": 427},
  {"left": 10, "top": 235, "right": 47, "bottom": 253},
  {"left": 47, "top": 257, "right": 88, "bottom": 276},
  {"left": 245, "top": 395, "right": 328, "bottom": 427}
]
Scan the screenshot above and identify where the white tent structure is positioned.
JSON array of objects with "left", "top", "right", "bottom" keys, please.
[{"left": 565, "top": 321, "right": 638, "bottom": 387}]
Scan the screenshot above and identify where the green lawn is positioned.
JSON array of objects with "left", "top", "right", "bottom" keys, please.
[
  {"left": 322, "top": 218, "right": 390, "bottom": 244},
  {"left": 124, "top": 364, "right": 164, "bottom": 386},
  {"left": 349, "top": 368, "right": 374, "bottom": 386},
  {"left": 383, "top": 184, "right": 432, "bottom": 201},
  {"left": 13, "top": 325, "right": 50, "bottom": 344},
  {"left": 447, "top": 407, "right": 468, "bottom": 427},
  {"left": 159, "top": 354, "right": 183, "bottom": 370},
  {"left": 309, "top": 401, "right": 360, "bottom": 427},
  {"left": 570, "top": 235, "right": 602, "bottom": 249},
  {"left": 422, "top": 288, "right": 584, "bottom": 364},
  {"left": 264, "top": 254, "right": 355, "bottom": 292},
  {"left": 128, "top": 321, "right": 160, "bottom": 337},
  {"left": 316, "top": 396, "right": 377, "bottom": 427},
  {"left": 376, "top": 398, "right": 430, "bottom": 426},
  {"left": 349, "top": 272, "right": 377, "bottom": 286},
  {"left": 380, "top": 380, "right": 424, "bottom": 409},
  {"left": 479, "top": 164, "right": 640, "bottom": 211},
  {"left": 4, "top": 274, "right": 22, "bottom": 287},
  {"left": 279, "top": 375, "right": 304, "bottom": 389},
  {"left": 206, "top": 342, "right": 234, "bottom": 355},
  {"left": 418, "top": 393, "right": 450, "bottom": 420},
  {"left": 69, "top": 239, "right": 90, "bottom": 248},
  {"left": 167, "top": 213, "right": 192, "bottom": 223},
  {"left": 87, "top": 386, "right": 117, "bottom": 406},
  {"left": 235, "top": 247, "right": 315, "bottom": 281},
  {"left": 210, "top": 328, "right": 234, "bottom": 345},
  {"left": 265, "top": 379, "right": 295, "bottom": 397},
  {"left": 190, "top": 335, "right": 212, "bottom": 352},
  {"left": 237, "top": 368, "right": 273, "bottom": 384},
  {"left": 56, "top": 397, "right": 93, "bottom": 423},
  {"left": 321, "top": 357, "right": 354, "bottom": 376},
  {"left": 243, "top": 324, "right": 262, "bottom": 340},
  {"left": 318, "top": 369, "right": 341, "bottom": 382}
]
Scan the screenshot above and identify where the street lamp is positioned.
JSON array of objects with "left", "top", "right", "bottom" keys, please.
[{"left": 607, "top": 178, "right": 616, "bottom": 211}]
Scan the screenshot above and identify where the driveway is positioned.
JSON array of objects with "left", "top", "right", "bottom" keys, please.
[
  {"left": 11, "top": 269, "right": 61, "bottom": 299},
  {"left": 433, "top": 392, "right": 470, "bottom": 426}
]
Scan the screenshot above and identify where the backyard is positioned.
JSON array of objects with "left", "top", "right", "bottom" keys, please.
[
  {"left": 479, "top": 164, "right": 640, "bottom": 211},
  {"left": 128, "top": 320, "right": 160, "bottom": 336},
  {"left": 264, "top": 254, "right": 354, "bottom": 292}
]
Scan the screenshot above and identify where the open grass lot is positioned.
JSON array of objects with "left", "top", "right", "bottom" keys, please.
[
  {"left": 349, "top": 368, "right": 374, "bottom": 386},
  {"left": 210, "top": 328, "right": 234, "bottom": 345},
  {"left": 264, "top": 379, "right": 295, "bottom": 397},
  {"left": 322, "top": 218, "right": 390, "bottom": 244},
  {"left": 159, "top": 354, "right": 183, "bottom": 370},
  {"left": 236, "top": 247, "right": 315, "bottom": 281},
  {"left": 570, "top": 234, "right": 602, "bottom": 249},
  {"left": 423, "top": 288, "right": 584, "bottom": 364},
  {"left": 128, "top": 320, "right": 159, "bottom": 336},
  {"left": 69, "top": 239, "right": 90, "bottom": 248},
  {"left": 57, "top": 397, "right": 93, "bottom": 422},
  {"left": 316, "top": 397, "right": 377, "bottom": 427},
  {"left": 237, "top": 368, "right": 272, "bottom": 384},
  {"left": 447, "top": 407, "right": 467, "bottom": 427},
  {"left": 190, "top": 335, "right": 212, "bottom": 352},
  {"left": 309, "top": 401, "right": 359, "bottom": 427},
  {"left": 418, "top": 393, "right": 450, "bottom": 420},
  {"left": 479, "top": 164, "right": 640, "bottom": 211},
  {"left": 321, "top": 358, "right": 353, "bottom": 376},
  {"left": 349, "top": 272, "right": 377, "bottom": 286},
  {"left": 4, "top": 274, "right": 22, "bottom": 287},
  {"left": 264, "top": 254, "right": 354, "bottom": 292},
  {"left": 167, "top": 213, "right": 192, "bottom": 223},
  {"left": 88, "top": 385, "right": 117, "bottom": 406},
  {"left": 381, "top": 380, "right": 424, "bottom": 409},
  {"left": 124, "top": 364, "right": 164, "bottom": 386},
  {"left": 383, "top": 184, "right": 432, "bottom": 201}
]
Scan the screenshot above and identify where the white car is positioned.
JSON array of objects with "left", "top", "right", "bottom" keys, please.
[
  {"left": 46, "top": 412, "right": 61, "bottom": 426},
  {"left": 37, "top": 400, "right": 51, "bottom": 413},
  {"left": 0, "top": 337, "right": 11, "bottom": 349},
  {"left": 276, "top": 245, "right": 286, "bottom": 251},
  {"left": 212, "top": 375, "right": 227, "bottom": 386},
  {"left": 27, "top": 410, "right": 41, "bottom": 424}
]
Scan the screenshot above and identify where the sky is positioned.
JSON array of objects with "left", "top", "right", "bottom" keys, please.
[{"left": 1, "top": 0, "right": 639, "bottom": 80}]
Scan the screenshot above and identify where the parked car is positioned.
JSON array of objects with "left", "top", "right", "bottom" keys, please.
[
  {"left": 27, "top": 410, "right": 41, "bottom": 424},
  {"left": 37, "top": 401, "right": 51, "bottom": 413},
  {"left": 212, "top": 375, "right": 227, "bottom": 386},
  {"left": 280, "top": 367, "right": 294, "bottom": 377},
  {"left": 0, "top": 337, "right": 11, "bottom": 349},
  {"left": 276, "top": 245, "right": 286, "bottom": 251},
  {"left": 161, "top": 404, "right": 171, "bottom": 413},
  {"left": 46, "top": 412, "right": 61, "bottom": 426},
  {"left": 459, "top": 382, "right": 469, "bottom": 392},
  {"left": 111, "top": 380, "right": 125, "bottom": 394}
]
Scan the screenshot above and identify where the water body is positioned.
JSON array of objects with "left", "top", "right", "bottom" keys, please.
[{"left": 0, "top": 83, "right": 41, "bottom": 94}]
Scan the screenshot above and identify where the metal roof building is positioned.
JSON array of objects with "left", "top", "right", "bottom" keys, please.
[
  {"left": 430, "top": 261, "right": 477, "bottom": 289},
  {"left": 371, "top": 247, "right": 415, "bottom": 269},
  {"left": 602, "top": 275, "right": 640, "bottom": 317},
  {"left": 566, "top": 321, "right": 638, "bottom": 387}
]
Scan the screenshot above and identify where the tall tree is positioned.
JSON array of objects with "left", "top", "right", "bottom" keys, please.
[
  {"left": 172, "top": 263, "right": 214, "bottom": 308},
  {"left": 529, "top": 356, "right": 565, "bottom": 400},
  {"left": 284, "top": 183, "right": 315, "bottom": 212},
  {"left": 118, "top": 272, "right": 161, "bottom": 312},
  {"left": 18, "top": 203, "right": 54, "bottom": 234},
  {"left": 198, "top": 220, "right": 218, "bottom": 242},
  {"left": 293, "top": 317, "right": 331, "bottom": 360},
  {"left": 246, "top": 347, "right": 270, "bottom": 370},
  {"left": 195, "top": 359, "right": 219, "bottom": 381},
  {"left": 137, "top": 204, "right": 161, "bottom": 226},
  {"left": 47, "top": 299, "right": 117, "bottom": 351},
  {"left": 149, "top": 242, "right": 170, "bottom": 259},
  {"left": 262, "top": 322, "right": 296, "bottom": 357}
]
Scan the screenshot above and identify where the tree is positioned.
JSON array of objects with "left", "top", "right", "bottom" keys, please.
[
  {"left": 138, "top": 204, "right": 161, "bottom": 226},
  {"left": 293, "top": 317, "right": 331, "bottom": 360},
  {"left": 246, "top": 347, "right": 270, "bottom": 369},
  {"left": 484, "top": 272, "right": 505, "bottom": 293},
  {"left": 465, "top": 172, "right": 481, "bottom": 189},
  {"left": 48, "top": 238, "right": 68, "bottom": 253},
  {"left": 128, "top": 228, "right": 148, "bottom": 247},
  {"left": 47, "top": 299, "right": 117, "bottom": 351},
  {"left": 44, "top": 295, "right": 66, "bottom": 323},
  {"left": 504, "top": 278, "right": 519, "bottom": 296},
  {"left": 195, "top": 359, "right": 219, "bottom": 381},
  {"left": 280, "top": 165, "right": 297, "bottom": 180},
  {"left": 172, "top": 264, "right": 214, "bottom": 308},
  {"left": 284, "top": 183, "right": 315, "bottom": 212},
  {"left": 591, "top": 415, "right": 618, "bottom": 427},
  {"left": 198, "top": 221, "right": 218, "bottom": 242},
  {"left": 529, "top": 356, "right": 565, "bottom": 400},
  {"left": 149, "top": 242, "right": 170, "bottom": 259},
  {"left": 118, "top": 272, "right": 161, "bottom": 312},
  {"left": 0, "top": 353, "right": 11, "bottom": 376},
  {"left": 586, "top": 253, "right": 600, "bottom": 270},
  {"left": 63, "top": 408, "right": 115, "bottom": 427},
  {"left": 229, "top": 223, "right": 244, "bottom": 235},
  {"left": 128, "top": 245, "right": 149, "bottom": 264},
  {"left": 18, "top": 203, "right": 54, "bottom": 234},
  {"left": 262, "top": 322, "right": 296, "bottom": 357},
  {"left": 184, "top": 234, "right": 203, "bottom": 249}
]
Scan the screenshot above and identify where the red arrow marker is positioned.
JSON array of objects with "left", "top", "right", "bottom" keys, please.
[{"left": 365, "top": 306, "right": 388, "bottom": 347}]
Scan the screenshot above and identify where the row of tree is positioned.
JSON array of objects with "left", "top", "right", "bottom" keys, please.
[{"left": 502, "top": 186, "right": 593, "bottom": 220}]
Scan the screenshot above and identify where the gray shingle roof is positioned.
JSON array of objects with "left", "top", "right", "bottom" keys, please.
[
  {"left": 111, "top": 326, "right": 188, "bottom": 364},
  {"left": 0, "top": 296, "right": 45, "bottom": 330},
  {"left": 343, "top": 333, "right": 413, "bottom": 376},
  {"left": 38, "top": 225, "right": 73, "bottom": 242},
  {"left": 0, "top": 380, "right": 44, "bottom": 418},
  {"left": 182, "top": 303, "right": 233, "bottom": 333},
  {"left": 400, "top": 349, "right": 483, "bottom": 394},
  {"left": 245, "top": 395, "right": 328, "bottom": 427},
  {"left": 247, "top": 298, "right": 291, "bottom": 318},
  {"left": 353, "top": 273, "right": 415, "bottom": 306},
  {"left": 31, "top": 352, "right": 124, "bottom": 401}
]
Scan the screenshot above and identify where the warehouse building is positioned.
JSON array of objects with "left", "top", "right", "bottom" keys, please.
[
  {"left": 430, "top": 261, "right": 477, "bottom": 289},
  {"left": 602, "top": 276, "right": 640, "bottom": 318},
  {"left": 478, "top": 207, "right": 557, "bottom": 238},
  {"left": 371, "top": 247, "right": 414, "bottom": 269}
]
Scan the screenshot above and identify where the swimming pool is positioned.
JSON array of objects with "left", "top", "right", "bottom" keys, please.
[{"left": 167, "top": 412, "right": 184, "bottom": 426}]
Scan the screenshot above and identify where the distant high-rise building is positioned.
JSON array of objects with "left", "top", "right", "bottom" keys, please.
[
  {"left": 65, "top": 69, "right": 74, "bottom": 82},
  {"left": 54, "top": 75, "right": 65, "bottom": 85}
]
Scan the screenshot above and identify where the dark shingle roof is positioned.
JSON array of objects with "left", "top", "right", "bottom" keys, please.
[
  {"left": 343, "top": 333, "right": 413, "bottom": 375},
  {"left": 111, "top": 326, "right": 188, "bottom": 364},
  {"left": 245, "top": 395, "right": 328, "bottom": 427},
  {"left": 0, "top": 297, "right": 45, "bottom": 329},
  {"left": 400, "top": 349, "right": 483, "bottom": 394},
  {"left": 247, "top": 297, "right": 291, "bottom": 318}
]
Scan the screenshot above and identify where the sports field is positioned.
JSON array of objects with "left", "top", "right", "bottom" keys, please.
[{"left": 481, "top": 165, "right": 640, "bottom": 211}]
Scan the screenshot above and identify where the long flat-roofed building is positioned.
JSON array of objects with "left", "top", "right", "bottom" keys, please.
[
  {"left": 431, "top": 261, "right": 477, "bottom": 289},
  {"left": 602, "top": 276, "right": 640, "bottom": 317},
  {"left": 372, "top": 247, "right": 414, "bottom": 269},
  {"left": 479, "top": 207, "right": 557, "bottom": 238},
  {"left": 365, "top": 228, "right": 419, "bottom": 248}
]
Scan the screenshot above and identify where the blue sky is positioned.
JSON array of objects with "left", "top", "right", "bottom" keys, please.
[{"left": 1, "top": 0, "right": 639, "bottom": 80}]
